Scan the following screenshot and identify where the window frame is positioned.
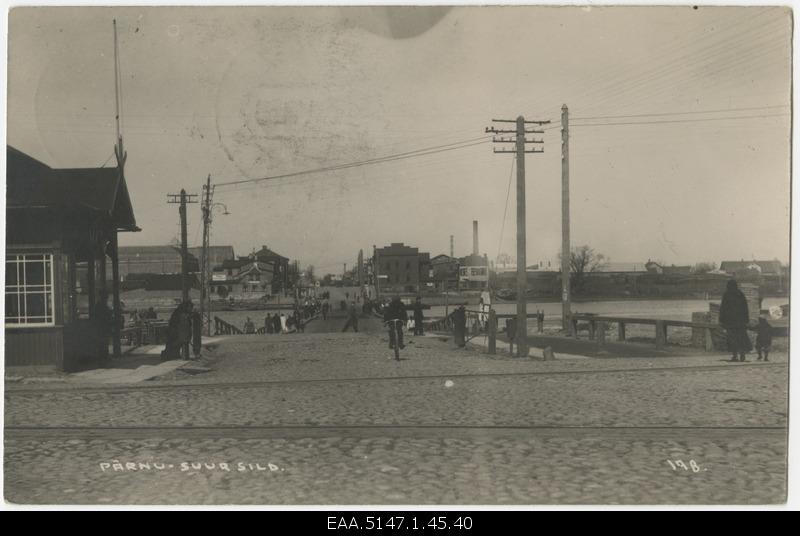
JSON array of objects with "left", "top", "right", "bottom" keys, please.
[{"left": 5, "top": 252, "right": 57, "bottom": 328}]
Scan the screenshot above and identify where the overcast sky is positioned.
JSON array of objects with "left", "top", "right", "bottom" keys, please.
[{"left": 6, "top": 5, "right": 791, "bottom": 274}]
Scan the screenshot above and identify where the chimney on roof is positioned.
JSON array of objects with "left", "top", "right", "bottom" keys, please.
[{"left": 473, "top": 220, "right": 479, "bottom": 256}]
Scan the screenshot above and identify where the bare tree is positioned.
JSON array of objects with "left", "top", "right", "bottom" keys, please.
[
  {"left": 692, "top": 261, "right": 717, "bottom": 274},
  {"left": 560, "top": 245, "right": 608, "bottom": 293}
]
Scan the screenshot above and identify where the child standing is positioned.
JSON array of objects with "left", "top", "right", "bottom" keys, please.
[{"left": 755, "top": 316, "right": 773, "bottom": 362}]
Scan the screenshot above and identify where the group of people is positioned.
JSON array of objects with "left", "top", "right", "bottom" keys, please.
[
  {"left": 260, "top": 309, "right": 309, "bottom": 334},
  {"left": 719, "top": 279, "right": 773, "bottom": 362},
  {"left": 161, "top": 300, "right": 202, "bottom": 360}
]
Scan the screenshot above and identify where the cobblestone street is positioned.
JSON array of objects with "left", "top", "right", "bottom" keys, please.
[{"left": 4, "top": 326, "right": 789, "bottom": 505}]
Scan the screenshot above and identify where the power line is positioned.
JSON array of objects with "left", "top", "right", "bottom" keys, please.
[
  {"left": 572, "top": 113, "right": 789, "bottom": 128},
  {"left": 572, "top": 104, "right": 789, "bottom": 121},
  {"left": 495, "top": 157, "right": 515, "bottom": 264},
  {"left": 213, "top": 136, "right": 493, "bottom": 188}
]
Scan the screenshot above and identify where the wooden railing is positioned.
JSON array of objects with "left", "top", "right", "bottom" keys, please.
[
  {"left": 214, "top": 316, "right": 243, "bottom": 335},
  {"left": 569, "top": 313, "right": 721, "bottom": 350}
]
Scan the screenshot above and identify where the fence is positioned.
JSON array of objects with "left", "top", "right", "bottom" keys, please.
[{"left": 569, "top": 313, "right": 721, "bottom": 350}]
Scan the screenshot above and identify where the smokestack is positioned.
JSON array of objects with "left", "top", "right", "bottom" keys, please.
[
  {"left": 450, "top": 235, "right": 454, "bottom": 258},
  {"left": 473, "top": 220, "right": 479, "bottom": 256}
]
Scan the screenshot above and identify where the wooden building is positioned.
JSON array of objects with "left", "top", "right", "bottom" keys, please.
[{"left": 5, "top": 146, "right": 138, "bottom": 371}]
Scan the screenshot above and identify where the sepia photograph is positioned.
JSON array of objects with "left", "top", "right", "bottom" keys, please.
[{"left": 1, "top": 3, "right": 795, "bottom": 509}]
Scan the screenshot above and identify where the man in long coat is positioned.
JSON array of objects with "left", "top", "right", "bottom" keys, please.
[
  {"left": 719, "top": 279, "right": 752, "bottom": 362},
  {"left": 453, "top": 305, "right": 467, "bottom": 348}
]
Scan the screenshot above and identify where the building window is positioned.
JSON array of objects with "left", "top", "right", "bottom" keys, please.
[{"left": 5, "top": 253, "right": 55, "bottom": 326}]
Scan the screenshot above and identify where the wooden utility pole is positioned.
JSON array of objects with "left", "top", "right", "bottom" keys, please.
[
  {"left": 167, "top": 190, "right": 198, "bottom": 305},
  {"left": 561, "top": 104, "right": 572, "bottom": 332},
  {"left": 200, "top": 175, "right": 212, "bottom": 336},
  {"left": 486, "top": 116, "right": 549, "bottom": 357}
]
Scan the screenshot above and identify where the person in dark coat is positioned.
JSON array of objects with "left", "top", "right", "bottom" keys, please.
[
  {"left": 162, "top": 301, "right": 190, "bottom": 360},
  {"left": 384, "top": 296, "right": 408, "bottom": 349},
  {"left": 411, "top": 297, "right": 425, "bottom": 336},
  {"left": 719, "top": 279, "right": 752, "bottom": 362},
  {"left": 452, "top": 305, "right": 467, "bottom": 348},
  {"left": 342, "top": 301, "right": 360, "bottom": 332},
  {"left": 755, "top": 316, "right": 773, "bottom": 361},
  {"left": 265, "top": 313, "right": 274, "bottom": 334},
  {"left": 191, "top": 309, "right": 202, "bottom": 358}
]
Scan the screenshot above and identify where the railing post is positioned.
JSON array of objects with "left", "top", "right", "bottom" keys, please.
[
  {"left": 589, "top": 320, "right": 596, "bottom": 340},
  {"left": 596, "top": 321, "right": 606, "bottom": 346},
  {"left": 704, "top": 327, "right": 714, "bottom": 351},
  {"left": 618, "top": 321, "right": 626, "bottom": 341},
  {"left": 488, "top": 309, "right": 497, "bottom": 355},
  {"left": 655, "top": 320, "right": 666, "bottom": 349},
  {"left": 572, "top": 317, "right": 579, "bottom": 339}
]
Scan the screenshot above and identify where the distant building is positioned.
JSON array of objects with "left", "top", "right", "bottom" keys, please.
[
  {"left": 375, "top": 243, "right": 430, "bottom": 294},
  {"left": 458, "top": 253, "right": 489, "bottom": 289},
  {"left": 596, "top": 262, "right": 647, "bottom": 273},
  {"left": 187, "top": 245, "right": 235, "bottom": 272},
  {"left": 117, "top": 245, "right": 199, "bottom": 277},
  {"left": 644, "top": 261, "right": 691, "bottom": 275},
  {"left": 720, "top": 260, "right": 783, "bottom": 277},
  {"left": 431, "top": 254, "right": 459, "bottom": 290},
  {"left": 210, "top": 245, "right": 289, "bottom": 296}
]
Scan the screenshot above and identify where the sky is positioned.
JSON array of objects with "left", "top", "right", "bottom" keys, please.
[{"left": 5, "top": 5, "right": 792, "bottom": 275}]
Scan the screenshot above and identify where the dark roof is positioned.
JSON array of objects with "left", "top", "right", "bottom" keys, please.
[
  {"left": 119, "top": 245, "right": 184, "bottom": 257},
  {"left": 254, "top": 245, "right": 288, "bottom": 261},
  {"left": 6, "top": 146, "right": 138, "bottom": 231},
  {"left": 720, "top": 260, "right": 783, "bottom": 274}
]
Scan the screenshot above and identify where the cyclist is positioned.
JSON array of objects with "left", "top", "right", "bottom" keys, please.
[{"left": 383, "top": 295, "right": 408, "bottom": 354}]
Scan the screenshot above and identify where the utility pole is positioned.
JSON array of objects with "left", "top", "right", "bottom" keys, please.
[
  {"left": 486, "top": 116, "right": 550, "bottom": 357},
  {"left": 561, "top": 104, "right": 572, "bottom": 332},
  {"left": 200, "top": 175, "right": 212, "bottom": 336},
  {"left": 167, "top": 190, "right": 199, "bottom": 306}
]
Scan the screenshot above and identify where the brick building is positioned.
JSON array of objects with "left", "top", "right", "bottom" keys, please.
[{"left": 375, "top": 243, "right": 431, "bottom": 294}]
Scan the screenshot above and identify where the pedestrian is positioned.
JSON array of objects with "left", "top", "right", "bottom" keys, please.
[
  {"left": 177, "top": 302, "right": 193, "bottom": 358},
  {"left": 279, "top": 312, "right": 287, "bottom": 333},
  {"left": 146, "top": 307, "right": 157, "bottom": 320},
  {"left": 719, "top": 279, "right": 752, "bottom": 362},
  {"left": 191, "top": 309, "right": 202, "bottom": 358},
  {"left": 505, "top": 317, "right": 517, "bottom": 356},
  {"left": 244, "top": 316, "right": 255, "bottom": 334},
  {"left": 342, "top": 301, "right": 360, "bottom": 332},
  {"left": 755, "top": 316, "right": 773, "bottom": 361},
  {"left": 412, "top": 296, "right": 425, "bottom": 336},
  {"left": 384, "top": 295, "right": 408, "bottom": 350},
  {"left": 265, "top": 313, "right": 274, "bottom": 334},
  {"left": 94, "top": 290, "right": 112, "bottom": 361},
  {"left": 453, "top": 305, "right": 467, "bottom": 348},
  {"left": 322, "top": 300, "right": 330, "bottom": 320},
  {"left": 295, "top": 310, "right": 305, "bottom": 333}
]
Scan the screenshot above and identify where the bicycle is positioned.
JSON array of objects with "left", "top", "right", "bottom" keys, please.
[{"left": 384, "top": 318, "right": 405, "bottom": 361}]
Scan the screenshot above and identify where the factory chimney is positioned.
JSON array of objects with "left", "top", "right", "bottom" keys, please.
[{"left": 473, "top": 220, "right": 479, "bottom": 256}]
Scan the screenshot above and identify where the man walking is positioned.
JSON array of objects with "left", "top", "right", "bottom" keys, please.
[
  {"left": 342, "top": 301, "right": 360, "bottom": 332},
  {"left": 453, "top": 305, "right": 467, "bottom": 348},
  {"left": 411, "top": 296, "right": 425, "bottom": 336}
]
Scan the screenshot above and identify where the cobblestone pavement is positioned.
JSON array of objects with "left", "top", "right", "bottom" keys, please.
[{"left": 4, "top": 331, "right": 789, "bottom": 504}]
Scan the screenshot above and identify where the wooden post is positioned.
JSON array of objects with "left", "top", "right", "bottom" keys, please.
[
  {"left": 596, "top": 321, "right": 606, "bottom": 346},
  {"left": 589, "top": 319, "right": 596, "bottom": 340},
  {"left": 560, "top": 104, "right": 571, "bottom": 331},
  {"left": 572, "top": 317, "right": 579, "bottom": 339},
  {"left": 704, "top": 327, "right": 714, "bottom": 351},
  {"left": 488, "top": 309, "right": 497, "bottom": 355},
  {"left": 655, "top": 320, "right": 666, "bottom": 349},
  {"left": 618, "top": 321, "right": 626, "bottom": 341},
  {"left": 110, "top": 231, "right": 122, "bottom": 358},
  {"left": 515, "top": 116, "right": 528, "bottom": 358},
  {"left": 537, "top": 310, "right": 544, "bottom": 333}
]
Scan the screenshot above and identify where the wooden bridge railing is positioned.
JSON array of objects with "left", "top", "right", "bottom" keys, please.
[
  {"left": 214, "top": 316, "right": 243, "bottom": 335},
  {"left": 569, "top": 313, "right": 722, "bottom": 350}
]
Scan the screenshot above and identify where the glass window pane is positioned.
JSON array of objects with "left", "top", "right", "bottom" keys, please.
[
  {"left": 6, "top": 261, "right": 18, "bottom": 286},
  {"left": 25, "top": 260, "right": 45, "bottom": 286},
  {"left": 6, "top": 293, "right": 20, "bottom": 320},
  {"left": 25, "top": 293, "right": 46, "bottom": 318}
]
